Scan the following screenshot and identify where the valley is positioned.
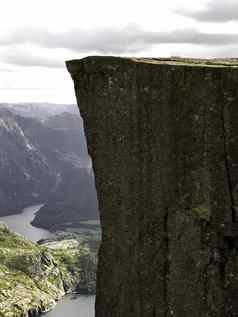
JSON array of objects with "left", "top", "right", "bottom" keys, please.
[
  {"left": 0, "top": 204, "right": 99, "bottom": 317},
  {"left": 0, "top": 103, "right": 99, "bottom": 228},
  {"left": 0, "top": 103, "right": 100, "bottom": 317}
]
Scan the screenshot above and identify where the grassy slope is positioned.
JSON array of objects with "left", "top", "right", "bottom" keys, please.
[{"left": 0, "top": 224, "right": 92, "bottom": 317}]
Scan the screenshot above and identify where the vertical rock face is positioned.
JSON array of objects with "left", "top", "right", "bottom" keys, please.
[{"left": 67, "top": 57, "right": 238, "bottom": 317}]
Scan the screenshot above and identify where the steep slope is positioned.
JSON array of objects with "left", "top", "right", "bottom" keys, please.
[
  {"left": 0, "top": 223, "right": 96, "bottom": 317},
  {"left": 0, "top": 105, "right": 98, "bottom": 228},
  {"left": 32, "top": 166, "right": 98, "bottom": 230},
  {"left": 0, "top": 109, "right": 54, "bottom": 214}
]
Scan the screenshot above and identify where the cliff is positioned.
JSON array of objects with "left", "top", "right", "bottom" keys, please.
[
  {"left": 67, "top": 56, "right": 238, "bottom": 317},
  {"left": 0, "top": 224, "right": 96, "bottom": 317}
]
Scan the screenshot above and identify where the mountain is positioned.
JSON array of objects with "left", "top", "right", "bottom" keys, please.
[
  {"left": 0, "top": 103, "right": 98, "bottom": 228},
  {"left": 32, "top": 167, "right": 98, "bottom": 230},
  {"left": 0, "top": 109, "right": 54, "bottom": 214},
  {"left": 0, "top": 103, "right": 78, "bottom": 121}
]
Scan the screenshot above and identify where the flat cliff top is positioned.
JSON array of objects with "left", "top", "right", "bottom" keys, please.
[{"left": 66, "top": 56, "right": 238, "bottom": 74}]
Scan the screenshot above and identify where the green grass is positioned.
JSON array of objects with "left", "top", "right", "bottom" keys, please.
[{"left": 0, "top": 224, "right": 94, "bottom": 317}]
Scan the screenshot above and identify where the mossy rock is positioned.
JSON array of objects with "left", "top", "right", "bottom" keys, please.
[
  {"left": 192, "top": 204, "right": 211, "bottom": 221},
  {"left": 0, "top": 226, "right": 96, "bottom": 316}
]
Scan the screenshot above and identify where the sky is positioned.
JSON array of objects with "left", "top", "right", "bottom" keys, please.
[{"left": 1, "top": 0, "right": 238, "bottom": 103}]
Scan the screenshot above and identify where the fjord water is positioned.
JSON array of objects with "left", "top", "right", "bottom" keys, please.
[
  {"left": 0, "top": 205, "right": 95, "bottom": 316},
  {"left": 0, "top": 204, "right": 52, "bottom": 242},
  {"left": 44, "top": 294, "right": 95, "bottom": 317}
]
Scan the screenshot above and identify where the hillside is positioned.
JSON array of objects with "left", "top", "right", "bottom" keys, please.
[
  {"left": 0, "top": 109, "right": 55, "bottom": 213},
  {"left": 0, "top": 223, "right": 96, "bottom": 317},
  {"left": 0, "top": 104, "right": 98, "bottom": 228}
]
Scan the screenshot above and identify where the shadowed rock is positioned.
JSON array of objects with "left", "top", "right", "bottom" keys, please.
[{"left": 67, "top": 56, "right": 238, "bottom": 317}]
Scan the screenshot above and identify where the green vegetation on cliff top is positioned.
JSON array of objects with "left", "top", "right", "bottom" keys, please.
[{"left": 66, "top": 56, "right": 238, "bottom": 69}]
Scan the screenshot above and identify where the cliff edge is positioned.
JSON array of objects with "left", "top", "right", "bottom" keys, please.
[{"left": 67, "top": 56, "right": 238, "bottom": 317}]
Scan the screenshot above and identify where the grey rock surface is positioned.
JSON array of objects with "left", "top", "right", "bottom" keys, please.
[{"left": 67, "top": 56, "right": 238, "bottom": 317}]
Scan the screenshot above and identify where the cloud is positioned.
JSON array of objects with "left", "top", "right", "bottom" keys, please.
[
  {"left": 0, "top": 68, "right": 13, "bottom": 72},
  {"left": 1, "top": 49, "right": 64, "bottom": 68},
  {"left": 176, "top": 0, "right": 238, "bottom": 22},
  {"left": 1, "top": 26, "right": 238, "bottom": 57},
  {"left": 1, "top": 26, "right": 238, "bottom": 68}
]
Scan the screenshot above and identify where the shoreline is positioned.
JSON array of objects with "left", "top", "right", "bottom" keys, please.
[{"left": 0, "top": 205, "right": 97, "bottom": 317}]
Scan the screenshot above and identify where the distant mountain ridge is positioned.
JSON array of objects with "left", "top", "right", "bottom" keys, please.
[
  {"left": 0, "top": 103, "right": 78, "bottom": 121},
  {"left": 0, "top": 103, "right": 98, "bottom": 229}
]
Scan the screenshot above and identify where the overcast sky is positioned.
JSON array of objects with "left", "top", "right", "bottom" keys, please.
[{"left": 1, "top": 0, "right": 238, "bottom": 103}]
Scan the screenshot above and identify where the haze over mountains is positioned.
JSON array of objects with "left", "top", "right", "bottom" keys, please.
[
  {"left": 0, "top": 103, "right": 79, "bottom": 120},
  {"left": 0, "top": 103, "right": 98, "bottom": 230}
]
